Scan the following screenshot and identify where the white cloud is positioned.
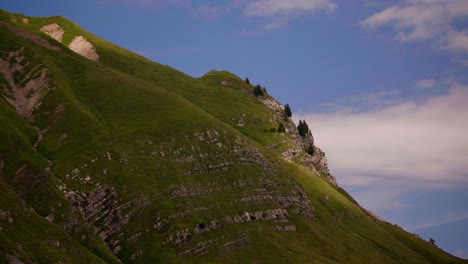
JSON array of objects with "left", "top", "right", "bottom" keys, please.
[
  {"left": 361, "top": 0, "right": 468, "bottom": 53},
  {"left": 295, "top": 82, "right": 468, "bottom": 211}
]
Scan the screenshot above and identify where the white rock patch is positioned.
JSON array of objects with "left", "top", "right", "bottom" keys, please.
[
  {"left": 68, "top": 36, "right": 99, "bottom": 62},
  {"left": 40, "top": 23, "right": 64, "bottom": 42}
]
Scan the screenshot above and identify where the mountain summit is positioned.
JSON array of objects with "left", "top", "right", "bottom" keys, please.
[{"left": 0, "top": 9, "right": 465, "bottom": 263}]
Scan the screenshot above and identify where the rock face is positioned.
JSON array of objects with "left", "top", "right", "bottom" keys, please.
[
  {"left": 39, "top": 23, "right": 100, "bottom": 62},
  {"left": 40, "top": 23, "right": 64, "bottom": 43},
  {"left": 64, "top": 186, "right": 130, "bottom": 241},
  {"left": 260, "top": 97, "right": 337, "bottom": 185},
  {"left": 0, "top": 48, "right": 52, "bottom": 120},
  {"left": 68, "top": 36, "right": 99, "bottom": 61}
]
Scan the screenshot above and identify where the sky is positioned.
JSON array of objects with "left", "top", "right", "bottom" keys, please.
[{"left": 1, "top": 0, "right": 468, "bottom": 259}]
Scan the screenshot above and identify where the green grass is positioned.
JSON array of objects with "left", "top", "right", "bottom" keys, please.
[{"left": 0, "top": 8, "right": 466, "bottom": 263}]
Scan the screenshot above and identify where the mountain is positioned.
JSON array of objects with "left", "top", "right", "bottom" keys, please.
[{"left": 0, "top": 9, "right": 465, "bottom": 263}]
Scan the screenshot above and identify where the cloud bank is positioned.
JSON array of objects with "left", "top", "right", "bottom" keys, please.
[{"left": 295, "top": 82, "right": 468, "bottom": 210}]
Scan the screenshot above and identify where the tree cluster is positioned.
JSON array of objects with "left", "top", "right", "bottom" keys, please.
[
  {"left": 254, "top": 84, "right": 264, "bottom": 96},
  {"left": 297, "top": 120, "right": 311, "bottom": 138}
]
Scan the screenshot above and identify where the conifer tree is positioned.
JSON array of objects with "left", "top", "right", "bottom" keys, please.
[
  {"left": 245, "top": 77, "right": 250, "bottom": 84},
  {"left": 254, "top": 84, "right": 264, "bottom": 96},
  {"left": 284, "top": 104, "right": 292, "bottom": 118}
]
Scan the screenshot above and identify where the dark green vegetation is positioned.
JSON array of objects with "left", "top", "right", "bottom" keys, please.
[
  {"left": 297, "top": 120, "right": 311, "bottom": 138},
  {"left": 0, "top": 9, "right": 466, "bottom": 263},
  {"left": 284, "top": 104, "right": 292, "bottom": 118}
]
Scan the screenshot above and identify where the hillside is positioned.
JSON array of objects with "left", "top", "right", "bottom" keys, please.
[{"left": 0, "top": 9, "right": 466, "bottom": 263}]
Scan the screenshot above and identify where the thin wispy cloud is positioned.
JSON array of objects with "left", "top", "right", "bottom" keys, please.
[
  {"left": 416, "top": 79, "right": 437, "bottom": 89},
  {"left": 97, "top": 0, "right": 337, "bottom": 29},
  {"left": 295, "top": 81, "right": 468, "bottom": 211},
  {"left": 132, "top": 47, "right": 200, "bottom": 58},
  {"left": 407, "top": 213, "right": 468, "bottom": 231},
  {"left": 98, "top": 0, "right": 190, "bottom": 8},
  {"left": 243, "top": 0, "right": 336, "bottom": 17},
  {"left": 97, "top": 0, "right": 221, "bottom": 20},
  {"left": 242, "top": 0, "right": 337, "bottom": 30},
  {"left": 361, "top": 0, "right": 468, "bottom": 54},
  {"left": 192, "top": 5, "right": 224, "bottom": 21}
]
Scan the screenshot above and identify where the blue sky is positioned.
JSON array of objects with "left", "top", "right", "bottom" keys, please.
[{"left": 2, "top": 0, "right": 468, "bottom": 259}]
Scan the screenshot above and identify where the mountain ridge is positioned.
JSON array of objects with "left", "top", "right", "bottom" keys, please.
[{"left": 0, "top": 9, "right": 466, "bottom": 263}]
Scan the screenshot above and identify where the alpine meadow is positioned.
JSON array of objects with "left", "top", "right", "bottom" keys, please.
[{"left": 0, "top": 9, "right": 466, "bottom": 264}]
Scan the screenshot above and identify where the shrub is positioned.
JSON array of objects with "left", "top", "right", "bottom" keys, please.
[
  {"left": 306, "top": 144, "right": 314, "bottom": 155},
  {"left": 278, "top": 123, "right": 285, "bottom": 133}
]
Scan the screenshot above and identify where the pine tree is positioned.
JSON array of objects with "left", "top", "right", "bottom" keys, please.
[
  {"left": 277, "top": 123, "right": 285, "bottom": 133},
  {"left": 284, "top": 104, "right": 292, "bottom": 118},
  {"left": 245, "top": 77, "right": 250, "bottom": 84},
  {"left": 254, "top": 84, "right": 264, "bottom": 96}
]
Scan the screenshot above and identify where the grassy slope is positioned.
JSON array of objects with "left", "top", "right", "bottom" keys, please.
[{"left": 0, "top": 9, "right": 466, "bottom": 263}]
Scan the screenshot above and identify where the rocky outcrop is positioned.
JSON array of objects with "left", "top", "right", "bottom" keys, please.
[
  {"left": 275, "top": 225, "right": 296, "bottom": 232},
  {"left": 40, "top": 23, "right": 64, "bottom": 43},
  {"left": 0, "top": 48, "right": 64, "bottom": 147},
  {"left": 166, "top": 229, "right": 191, "bottom": 247},
  {"left": 0, "top": 48, "right": 52, "bottom": 120},
  {"left": 224, "top": 208, "right": 289, "bottom": 223},
  {"left": 157, "top": 129, "right": 275, "bottom": 176},
  {"left": 259, "top": 96, "right": 337, "bottom": 185},
  {"left": 64, "top": 186, "right": 129, "bottom": 241},
  {"left": 68, "top": 36, "right": 99, "bottom": 61}
]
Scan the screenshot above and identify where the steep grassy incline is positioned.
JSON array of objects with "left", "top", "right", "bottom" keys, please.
[{"left": 0, "top": 9, "right": 466, "bottom": 264}]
